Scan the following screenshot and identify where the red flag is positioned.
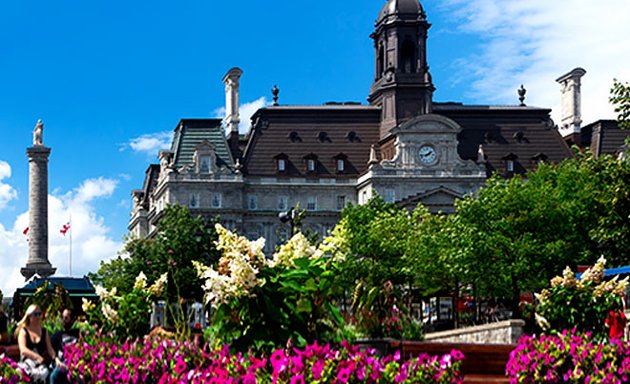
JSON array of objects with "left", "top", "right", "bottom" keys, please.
[
  {"left": 23, "top": 227, "right": 29, "bottom": 235},
  {"left": 60, "top": 223, "right": 71, "bottom": 235}
]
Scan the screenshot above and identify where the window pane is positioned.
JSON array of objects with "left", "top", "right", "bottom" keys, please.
[
  {"left": 248, "top": 195, "right": 257, "bottom": 210},
  {"left": 189, "top": 193, "right": 199, "bottom": 208},
  {"left": 337, "top": 159, "right": 345, "bottom": 172},
  {"left": 278, "top": 196, "right": 288, "bottom": 211},
  {"left": 337, "top": 195, "right": 346, "bottom": 210},
  {"left": 307, "top": 196, "right": 317, "bottom": 211},
  {"left": 211, "top": 193, "right": 222, "bottom": 208}
]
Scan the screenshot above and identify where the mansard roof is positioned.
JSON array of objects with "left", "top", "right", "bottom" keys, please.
[
  {"left": 581, "top": 120, "right": 629, "bottom": 157},
  {"left": 433, "top": 103, "right": 573, "bottom": 177},
  {"left": 242, "top": 105, "right": 381, "bottom": 177},
  {"left": 171, "top": 118, "right": 235, "bottom": 170}
]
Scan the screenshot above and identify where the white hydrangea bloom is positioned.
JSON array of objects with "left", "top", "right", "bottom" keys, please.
[{"left": 134, "top": 271, "right": 148, "bottom": 291}]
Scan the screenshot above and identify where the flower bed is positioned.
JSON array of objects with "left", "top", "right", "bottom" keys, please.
[
  {"left": 506, "top": 329, "right": 630, "bottom": 383},
  {"left": 58, "top": 338, "right": 464, "bottom": 383},
  {"left": 0, "top": 353, "right": 30, "bottom": 384}
]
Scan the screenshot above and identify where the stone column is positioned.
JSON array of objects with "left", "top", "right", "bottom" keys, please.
[{"left": 22, "top": 120, "right": 56, "bottom": 279}]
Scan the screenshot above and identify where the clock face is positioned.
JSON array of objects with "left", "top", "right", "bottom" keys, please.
[{"left": 418, "top": 145, "right": 437, "bottom": 164}]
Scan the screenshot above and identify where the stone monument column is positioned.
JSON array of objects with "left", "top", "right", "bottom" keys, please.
[{"left": 22, "top": 119, "right": 56, "bottom": 279}]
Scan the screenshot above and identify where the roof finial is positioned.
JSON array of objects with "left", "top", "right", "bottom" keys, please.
[
  {"left": 368, "top": 144, "right": 379, "bottom": 166},
  {"left": 272, "top": 84, "right": 280, "bottom": 106},
  {"left": 518, "top": 84, "right": 527, "bottom": 106}
]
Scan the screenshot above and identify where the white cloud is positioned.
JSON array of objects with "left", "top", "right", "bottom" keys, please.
[
  {"left": 0, "top": 160, "right": 18, "bottom": 210},
  {"left": 437, "top": 0, "right": 630, "bottom": 125},
  {"left": 0, "top": 177, "right": 123, "bottom": 297},
  {"left": 126, "top": 131, "right": 173, "bottom": 157},
  {"left": 214, "top": 97, "right": 271, "bottom": 135}
]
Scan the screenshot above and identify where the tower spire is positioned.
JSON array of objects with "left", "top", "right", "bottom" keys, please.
[{"left": 368, "top": 0, "right": 435, "bottom": 139}]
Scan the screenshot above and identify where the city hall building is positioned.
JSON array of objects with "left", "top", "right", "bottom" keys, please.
[{"left": 128, "top": 0, "right": 627, "bottom": 252}]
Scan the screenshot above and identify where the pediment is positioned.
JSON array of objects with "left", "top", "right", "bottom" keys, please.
[
  {"left": 195, "top": 140, "right": 216, "bottom": 153},
  {"left": 391, "top": 114, "right": 462, "bottom": 135},
  {"left": 398, "top": 186, "right": 463, "bottom": 212}
]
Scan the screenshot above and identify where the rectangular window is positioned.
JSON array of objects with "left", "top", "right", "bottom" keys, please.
[
  {"left": 506, "top": 160, "right": 515, "bottom": 172},
  {"left": 278, "top": 196, "right": 288, "bottom": 211},
  {"left": 307, "top": 196, "right": 317, "bottom": 211},
  {"left": 200, "top": 156, "right": 212, "bottom": 173},
  {"left": 248, "top": 195, "right": 258, "bottom": 210},
  {"left": 189, "top": 193, "right": 200, "bottom": 208},
  {"left": 337, "top": 159, "right": 345, "bottom": 172},
  {"left": 278, "top": 159, "right": 286, "bottom": 172},
  {"left": 337, "top": 195, "right": 346, "bottom": 210},
  {"left": 211, "top": 193, "right": 222, "bottom": 209},
  {"left": 384, "top": 189, "right": 395, "bottom": 203},
  {"left": 307, "top": 159, "right": 316, "bottom": 172}
]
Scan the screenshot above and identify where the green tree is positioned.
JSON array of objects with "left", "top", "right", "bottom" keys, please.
[
  {"left": 610, "top": 79, "right": 630, "bottom": 131},
  {"left": 91, "top": 204, "right": 220, "bottom": 301}
]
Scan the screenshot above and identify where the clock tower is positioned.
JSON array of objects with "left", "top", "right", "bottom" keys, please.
[{"left": 368, "top": 0, "right": 435, "bottom": 140}]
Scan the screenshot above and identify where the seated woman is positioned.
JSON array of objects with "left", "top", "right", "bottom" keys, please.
[{"left": 16, "top": 304, "right": 62, "bottom": 383}]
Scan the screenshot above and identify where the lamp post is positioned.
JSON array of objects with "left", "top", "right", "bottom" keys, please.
[{"left": 278, "top": 206, "right": 305, "bottom": 236}]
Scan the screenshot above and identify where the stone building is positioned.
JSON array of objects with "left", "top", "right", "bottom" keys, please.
[{"left": 129, "top": 0, "right": 613, "bottom": 249}]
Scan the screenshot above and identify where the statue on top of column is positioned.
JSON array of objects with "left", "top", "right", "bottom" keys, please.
[{"left": 33, "top": 119, "right": 44, "bottom": 146}]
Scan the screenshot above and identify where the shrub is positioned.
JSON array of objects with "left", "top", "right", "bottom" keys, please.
[
  {"left": 507, "top": 330, "right": 630, "bottom": 383},
  {"left": 196, "top": 225, "right": 347, "bottom": 352},
  {"left": 535, "top": 257, "right": 627, "bottom": 340}
]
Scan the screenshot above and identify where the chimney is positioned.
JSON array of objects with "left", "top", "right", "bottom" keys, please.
[
  {"left": 556, "top": 68, "right": 586, "bottom": 143},
  {"left": 223, "top": 67, "right": 243, "bottom": 158}
]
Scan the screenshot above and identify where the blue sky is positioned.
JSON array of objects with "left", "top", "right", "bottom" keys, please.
[{"left": 1, "top": 0, "right": 629, "bottom": 295}]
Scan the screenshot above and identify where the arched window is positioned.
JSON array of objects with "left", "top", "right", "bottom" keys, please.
[
  {"left": 377, "top": 44, "right": 385, "bottom": 78},
  {"left": 401, "top": 39, "right": 416, "bottom": 74}
]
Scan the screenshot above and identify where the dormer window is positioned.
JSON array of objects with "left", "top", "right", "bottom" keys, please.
[
  {"left": 303, "top": 154, "right": 318, "bottom": 173},
  {"left": 193, "top": 141, "right": 217, "bottom": 174},
  {"left": 337, "top": 159, "right": 345, "bottom": 172},
  {"left": 288, "top": 131, "right": 302, "bottom": 143},
  {"left": 274, "top": 153, "right": 289, "bottom": 173},
  {"left": 318, "top": 131, "right": 331, "bottom": 143},
  {"left": 531, "top": 153, "right": 548, "bottom": 166},
  {"left": 333, "top": 153, "right": 348, "bottom": 174},
  {"left": 346, "top": 131, "right": 361, "bottom": 143},
  {"left": 502, "top": 153, "right": 518, "bottom": 175},
  {"left": 506, "top": 159, "right": 515, "bottom": 172}
]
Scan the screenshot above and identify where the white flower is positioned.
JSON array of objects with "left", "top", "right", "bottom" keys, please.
[
  {"left": 535, "top": 313, "right": 550, "bottom": 330},
  {"left": 95, "top": 285, "right": 109, "bottom": 299},
  {"left": 148, "top": 272, "right": 168, "bottom": 296},
  {"left": 101, "top": 302, "right": 119, "bottom": 322},
  {"left": 81, "top": 298, "right": 95, "bottom": 312},
  {"left": 134, "top": 271, "right": 148, "bottom": 291}
]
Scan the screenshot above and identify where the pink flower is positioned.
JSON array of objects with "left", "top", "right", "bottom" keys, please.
[
  {"left": 337, "top": 367, "right": 352, "bottom": 383},
  {"left": 270, "top": 349, "right": 288, "bottom": 374},
  {"left": 312, "top": 359, "right": 325, "bottom": 380}
]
